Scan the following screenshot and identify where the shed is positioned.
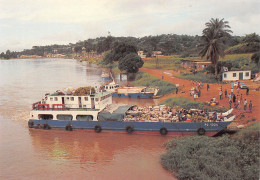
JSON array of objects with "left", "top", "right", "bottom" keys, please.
[{"left": 222, "top": 70, "right": 251, "bottom": 81}]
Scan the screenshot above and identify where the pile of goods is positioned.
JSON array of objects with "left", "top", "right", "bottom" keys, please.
[{"left": 73, "top": 86, "right": 95, "bottom": 96}]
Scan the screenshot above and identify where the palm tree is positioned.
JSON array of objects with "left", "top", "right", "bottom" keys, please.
[{"left": 199, "top": 18, "right": 232, "bottom": 79}]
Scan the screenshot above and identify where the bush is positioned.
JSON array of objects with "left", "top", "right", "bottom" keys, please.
[
  {"left": 161, "top": 123, "right": 260, "bottom": 180},
  {"left": 132, "top": 71, "right": 176, "bottom": 96},
  {"left": 177, "top": 72, "right": 220, "bottom": 83}
]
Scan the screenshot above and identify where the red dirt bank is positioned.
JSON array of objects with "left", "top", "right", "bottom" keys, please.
[{"left": 141, "top": 67, "right": 260, "bottom": 128}]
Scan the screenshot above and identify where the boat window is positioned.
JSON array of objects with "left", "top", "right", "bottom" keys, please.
[
  {"left": 70, "top": 97, "right": 74, "bottom": 101},
  {"left": 76, "top": 115, "right": 93, "bottom": 121},
  {"left": 57, "top": 114, "right": 73, "bottom": 121},
  {"left": 38, "top": 114, "right": 53, "bottom": 120},
  {"left": 50, "top": 97, "right": 53, "bottom": 101},
  {"left": 84, "top": 97, "right": 88, "bottom": 101},
  {"left": 67, "top": 97, "right": 70, "bottom": 100},
  {"left": 54, "top": 97, "right": 58, "bottom": 101}
]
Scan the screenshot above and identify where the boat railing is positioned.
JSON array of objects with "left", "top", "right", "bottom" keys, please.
[{"left": 32, "top": 101, "right": 41, "bottom": 109}]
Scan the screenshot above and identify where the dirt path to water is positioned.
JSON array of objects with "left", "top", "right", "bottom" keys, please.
[{"left": 141, "top": 67, "right": 260, "bottom": 127}]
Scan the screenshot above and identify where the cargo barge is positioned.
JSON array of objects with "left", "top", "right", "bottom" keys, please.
[{"left": 28, "top": 89, "right": 234, "bottom": 136}]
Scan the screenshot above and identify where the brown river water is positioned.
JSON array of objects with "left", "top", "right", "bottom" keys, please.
[{"left": 0, "top": 58, "right": 174, "bottom": 179}]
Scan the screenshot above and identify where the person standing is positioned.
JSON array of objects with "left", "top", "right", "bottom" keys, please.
[
  {"left": 237, "top": 100, "right": 240, "bottom": 109},
  {"left": 228, "top": 94, "right": 231, "bottom": 101},
  {"left": 249, "top": 100, "right": 252, "bottom": 112},
  {"left": 225, "top": 89, "right": 227, "bottom": 98},
  {"left": 231, "top": 88, "right": 234, "bottom": 96},
  {"left": 233, "top": 94, "right": 236, "bottom": 103},
  {"left": 244, "top": 99, "right": 247, "bottom": 110},
  {"left": 240, "top": 94, "right": 243, "bottom": 102},
  {"left": 246, "top": 88, "right": 249, "bottom": 95},
  {"left": 219, "top": 90, "right": 223, "bottom": 100},
  {"left": 176, "top": 87, "right": 178, "bottom": 94},
  {"left": 207, "top": 84, "right": 209, "bottom": 91},
  {"left": 229, "top": 99, "right": 232, "bottom": 109},
  {"left": 237, "top": 85, "right": 240, "bottom": 94}
]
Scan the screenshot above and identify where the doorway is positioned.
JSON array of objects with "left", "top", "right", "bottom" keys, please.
[{"left": 239, "top": 72, "right": 243, "bottom": 80}]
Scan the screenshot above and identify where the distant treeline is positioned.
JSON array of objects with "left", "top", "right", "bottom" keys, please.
[{"left": 1, "top": 33, "right": 259, "bottom": 59}]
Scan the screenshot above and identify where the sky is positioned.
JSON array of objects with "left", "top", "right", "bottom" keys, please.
[{"left": 0, "top": 0, "right": 259, "bottom": 52}]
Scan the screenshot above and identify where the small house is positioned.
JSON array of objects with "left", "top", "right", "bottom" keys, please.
[
  {"left": 138, "top": 51, "right": 146, "bottom": 58},
  {"left": 222, "top": 70, "right": 251, "bottom": 81}
]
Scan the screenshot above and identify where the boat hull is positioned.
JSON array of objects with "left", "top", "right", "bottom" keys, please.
[
  {"left": 112, "top": 92, "right": 154, "bottom": 99},
  {"left": 28, "top": 119, "right": 232, "bottom": 136}
]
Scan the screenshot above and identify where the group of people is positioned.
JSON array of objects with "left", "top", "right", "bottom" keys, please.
[
  {"left": 218, "top": 84, "right": 253, "bottom": 112},
  {"left": 190, "top": 81, "right": 203, "bottom": 101}
]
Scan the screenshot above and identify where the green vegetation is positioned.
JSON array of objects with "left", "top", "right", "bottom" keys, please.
[
  {"left": 177, "top": 72, "right": 220, "bottom": 83},
  {"left": 143, "top": 56, "right": 186, "bottom": 70},
  {"left": 102, "top": 41, "right": 144, "bottom": 73},
  {"left": 118, "top": 53, "right": 144, "bottom": 73},
  {"left": 175, "top": 53, "right": 258, "bottom": 83},
  {"left": 161, "top": 123, "right": 260, "bottom": 180},
  {"left": 161, "top": 97, "right": 226, "bottom": 112},
  {"left": 131, "top": 71, "right": 176, "bottom": 96},
  {"left": 226, "top": 33, "right": 260, "bottom": 54},
  {"left": 199, "top": 18, "right": 232, "bottom": 78},
  {"left": 0, "top": 50, "right": 18, "bottom": 59}
]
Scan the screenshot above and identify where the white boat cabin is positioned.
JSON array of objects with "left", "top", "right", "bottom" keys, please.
[{"left": 30, "top": 91, "right": 112, "bottom": 121}]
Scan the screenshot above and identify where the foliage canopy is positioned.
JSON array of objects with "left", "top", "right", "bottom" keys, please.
[{"left": 161, "top": 123, "right": 260, "bottom": 180}]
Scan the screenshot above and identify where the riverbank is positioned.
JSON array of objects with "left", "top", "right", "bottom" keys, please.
[
  {"left": 161, "top": 122, "right": 260, "bottom": 179},
  {"left": 140, "top": 67, "right": 259, "bottom": 128}
]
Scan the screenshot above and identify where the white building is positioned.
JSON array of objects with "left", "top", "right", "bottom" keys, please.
[{"left": 222, "top": 70, "right": 251, "bottom": 81}]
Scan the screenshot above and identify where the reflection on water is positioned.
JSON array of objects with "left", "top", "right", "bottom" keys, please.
[{"left": 0, "top": 58, "right": 174, "bottom": 179}]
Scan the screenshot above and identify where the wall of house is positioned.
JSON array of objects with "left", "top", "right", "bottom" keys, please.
[{"left": 222, "top": 71, "right": 251, "bottom": 81}]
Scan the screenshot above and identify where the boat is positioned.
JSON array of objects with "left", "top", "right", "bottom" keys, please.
[
  {"left": 112, "top": 86, "right": 159, "bottom": 99},
  {"left": 100, "top": 74, "right": 159, "bottom": 99},
  {"left": 101, "top": 81, "right": 159, "bottom": 99},
  {"left": 28, "top": 89, "right": 234, "bottom": 136},
  {"left": 101, "top": 71, "right": 111, "bottom": 82}
]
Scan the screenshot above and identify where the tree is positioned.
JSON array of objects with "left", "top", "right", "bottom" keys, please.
[
  {"left": 251, "top": 51, "right": 260, "bottom": 66},
  {"left": 74, "top": 46, "right": 82, "bottom": 56},
  {"left": 112, "top": 41, "right": 137, "bottom": 61},
  {"left": 242, "top": 33, "right": 260, "bottom": 52},
  {"left": 118, "top": 53, "right": 144, "bottom": 73},
  {"left": 199, "top": 18, "right": 232, "bottom": 79}
]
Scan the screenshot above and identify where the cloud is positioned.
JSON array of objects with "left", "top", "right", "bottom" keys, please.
[{"left": 0, "top": 0, "right": 259, "bottom": 51}]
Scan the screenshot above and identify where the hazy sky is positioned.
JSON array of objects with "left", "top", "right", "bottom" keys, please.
[{"left": 0, "top": 0, "right": 259, "bottom": 52}]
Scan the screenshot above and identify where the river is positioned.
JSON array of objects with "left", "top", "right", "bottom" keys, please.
[{"left": 0, "top": 58, "right": 174, "bottom": 179}]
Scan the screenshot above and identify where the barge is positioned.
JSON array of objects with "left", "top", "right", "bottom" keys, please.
[
  {"left": 28, "top": 89, "right": 234, "bottom": 136},
  {"left": 102, "top": 82, "right": 159, "bottom": 99}
]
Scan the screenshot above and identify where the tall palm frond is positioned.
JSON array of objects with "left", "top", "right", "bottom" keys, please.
[{"left": 199, "top": 18, "right": 232, "bottom": 79}]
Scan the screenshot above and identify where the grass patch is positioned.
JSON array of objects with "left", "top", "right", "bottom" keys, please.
[
  {"left": 160, "top": 97, "right": 226, "bottom": 112},
  {"left": 176, "top": 72, "right": 221, "bottom": 83},
  {"left": 131, "top": 71, "right": 176, "bottom": 96},
  {"left": 161, "top": 123, "right": 260, "bottom": 180}
]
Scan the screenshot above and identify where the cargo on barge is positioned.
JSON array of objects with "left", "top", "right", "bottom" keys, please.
[{"left": 28, "top": 89, "right": 234, "bottom": 136}]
